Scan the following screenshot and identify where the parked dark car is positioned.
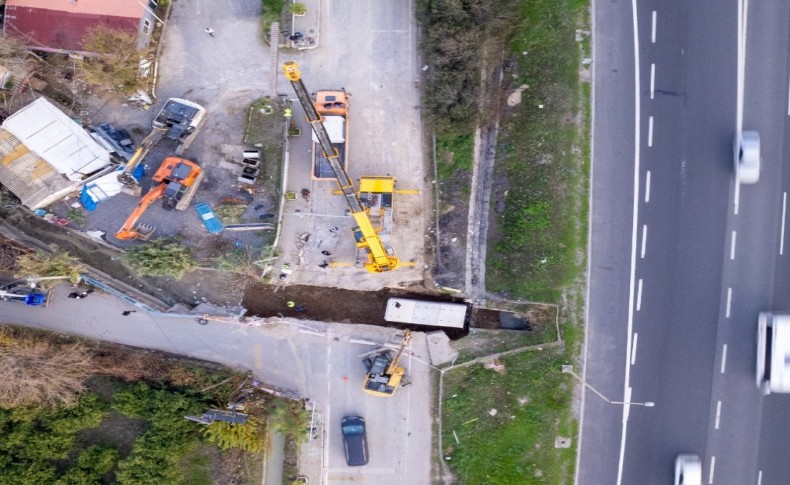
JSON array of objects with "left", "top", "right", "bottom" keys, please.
[{"left": 341, "top": 416, "right": 368, "bottom": 466}]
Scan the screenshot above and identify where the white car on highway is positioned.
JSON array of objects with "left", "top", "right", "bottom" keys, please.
[
  {"left": 756, "top": 311, "right": 790, "bottom": 394},
  {"left": 735, "top": 130, "right": 760, "bottom": 184},
  {"left": 674, "top": 454, "right": 701, "bottom": 485}
]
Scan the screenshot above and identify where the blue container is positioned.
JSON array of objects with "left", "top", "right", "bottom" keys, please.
[{"left": 195, "top": 202, "right": 224, "bottom": 234}]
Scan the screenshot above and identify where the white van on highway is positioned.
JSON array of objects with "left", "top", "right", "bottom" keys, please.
[{"left": 756, "top": 312, "right": 790, "bottom": 395}]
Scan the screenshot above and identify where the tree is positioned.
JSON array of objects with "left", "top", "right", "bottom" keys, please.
[
  {"left": 202, "top": 416, "right": 263, "bottom": 452},
  {"left": 79, "top": 25, "right": 152, "bottom": 95},
  {"left": 122, "top": 238, "right": 196, "bottom": 279},
  {"left": 0, "top": 329, "right": 92, "bottom": 408},
  {"left": 289, "top": 2, "right": 307, "bottom": 15},
  {"left": 15, "top": 250, "right": 84, "bottom": 286}
]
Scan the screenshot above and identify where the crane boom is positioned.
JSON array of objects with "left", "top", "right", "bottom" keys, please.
[
  {"left": 282, "top": 62, "right": 399, "bottom": 272},
  {"left": 386, "top": 330, "right": 412, "bottom": 375}
]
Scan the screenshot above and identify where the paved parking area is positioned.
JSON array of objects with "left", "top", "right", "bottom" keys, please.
[
  {"left": 274, "top": 0, "right": 428, "bottom": 290},
  {"left": 81, "top": 0, "right": 276, "bottom": 248}
]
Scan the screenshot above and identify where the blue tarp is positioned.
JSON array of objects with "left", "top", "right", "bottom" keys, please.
[{"left": 80, "top": 186, "right": 98, "bottom": 211}]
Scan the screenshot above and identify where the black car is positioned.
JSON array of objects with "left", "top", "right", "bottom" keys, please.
[{"left": 341, "top": 416, "right": 368, "bottom": 466}]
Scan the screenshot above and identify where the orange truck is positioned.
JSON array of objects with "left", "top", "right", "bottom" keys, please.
[{"left": 311, "top": 90, "right": 349, "bottom": 180}]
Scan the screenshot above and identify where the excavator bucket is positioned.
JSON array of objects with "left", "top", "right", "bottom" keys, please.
[{"left": 133, "top": 224, "right": 156, "bottom": 241}]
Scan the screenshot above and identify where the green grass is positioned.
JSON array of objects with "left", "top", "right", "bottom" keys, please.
[
  {"left": 177, "top": 443, "right": 213, "bottom": 485},
  {"left": 442, "top": 345, "right": 576, "bottom": 484},
  {"left": 436, "top": 133, "right": 474, "bottom": 181},
  {"left": 442, "top": 317, "right": 581, "bottom": 485},
  {"left": 452, "top": 324, "right": 558, "bottom": 365},
  {"left": 485, "top": 0, "right": 589, "bottom": 302}
]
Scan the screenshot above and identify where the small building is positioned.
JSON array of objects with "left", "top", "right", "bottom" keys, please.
[
  {"left": 0, "top": 98, "right": 114, "bottom": 210},
  {"left": 3, "top": 0, "right": 157, "bottom": 55}
]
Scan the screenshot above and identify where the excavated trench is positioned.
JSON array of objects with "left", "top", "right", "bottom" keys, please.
[{"left": 242, "top": 282, "right": 523, "bottom": 340}]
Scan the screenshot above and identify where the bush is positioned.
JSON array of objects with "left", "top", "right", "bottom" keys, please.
[
  {"left": 122, "top": 238, "right": 196, "bottom": 279},
  {"left": 202, "top": 416, "right": 264, "bottom": 452},
  {"left": 15, "top": 251, "right": 84, "bottom": 286}
]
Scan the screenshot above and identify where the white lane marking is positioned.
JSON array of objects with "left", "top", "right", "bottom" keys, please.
[
  {"left": 645, "top": 170, "right": 651, "bottom": 203},
  {"left": 650, "top": 63, "right": 655, "bottom": 99},
  {"left": 734, "top": 178, "right": 740, "bottom": 214},
  {"left": 785, "top": 58, "right": 790, "bottom": 114},
  {"left": 726, "top": 288, "right": 732, "bottom": 318},
  {"left": 758, "top": 470, "right": 763, "bottom": 485},
  {"left": 730, "top": 231, "right": 737, "bottom": 260},
  {"left": 631, "top": 333, "right": 639, "bottom": 365},
  {"left": 721, "top": 344, "right": 728, "bottom": 373},
  {"left": 651, "top": 11, "right": 657, "bottom": 43},
  {"left": 733, "top": 0, "right": 747, "bottom": 215},
  {"left": 715, "top": 400, "right": 722, "bottom": 429},
  {"left": 709, "top": 456, "right": 716, "bottom": 484},
  {"left": 648, "top": 116, "right": 654, "bottom": 147},
  {"left": 616, "top": 0, "right": 643, "bottom": 481},
  {"left": 781, "top": 192, "right": 787, "bottom": 255},
  {"left": 636, "top": 279, "right": 643, "bottom": 311},
  {"left": 641, "top": 225, "right": 647, "bottom": 258}
]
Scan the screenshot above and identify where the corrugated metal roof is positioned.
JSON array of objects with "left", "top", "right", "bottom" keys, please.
[
  {"left": 7, "top": 0, "right": 145, "bottom": 18},
  {"left": 3, "top": 98, "right": 110, "bottom": 181},
  {"left": 5, "top": 0, "right": 143, "bottom": 52},
  {"left": 0, "top": 128, "right": 78, "bottom": 210}
]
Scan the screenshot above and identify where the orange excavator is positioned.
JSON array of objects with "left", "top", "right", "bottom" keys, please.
[{"left": 115, "top": 157, "right": 203, "bottom": 240}]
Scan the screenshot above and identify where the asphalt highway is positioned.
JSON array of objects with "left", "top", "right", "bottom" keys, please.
[{"left": 581, "top": 0, "right": 790, "bottom": 483}]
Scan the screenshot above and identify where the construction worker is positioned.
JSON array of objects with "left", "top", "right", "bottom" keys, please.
[{"left": 284, "top": 107, "right": 292, "bottom": 118}]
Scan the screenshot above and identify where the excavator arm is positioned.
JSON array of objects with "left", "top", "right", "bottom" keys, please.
[
  {"left": 117, "top": 127, "right": 167, "bottom": 188},
  {"left": 282, "top": 61, "right": 400, "bottom": 272},
  {"left": 115, "top": 184, "right": 166, "bottom": 240}
]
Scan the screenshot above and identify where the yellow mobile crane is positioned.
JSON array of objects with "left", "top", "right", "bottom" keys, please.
[
  {"left": 282, "top": 61, "right": 400, "bottom": 273},
  {"left": 361, "top": 330, "right": 413, "bottom": 397}
]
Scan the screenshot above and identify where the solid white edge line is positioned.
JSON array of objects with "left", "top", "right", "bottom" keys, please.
[
  {"left": 648, "top": 116, "right": 654, "bottom": 147},
  {"left": 641, "top": 225, "right": 647, "bottom": 258},
  {"left": 575, "top": 0, "right": 598, "bottom": 479},
  {"left": 615, "top": 0, "right": 642, "bottom": 482},
  {"left": 715, "top": 400, "right": 722, "bottom": 429},
  {"left": 758, "top": 470, "right": 763, "bottom": 485},
  {"left": 645, "top": 170, "right": 651, "bottom": 203},
  {"left": 730, "top": 230, "right": 737, "bottom": 260},
  {"left": 637, "top": 279, "right": 643, "bottom": 311},
  {"left": 787, "top": 73, "right": 790, "bottom": 115},
  {"left": 726, "top": 288, "right": 732, "bottom": 318},
  {"left": 650, "top": 63, "right": 655, "bottom": 99},
  {"left": 709, "top": 456, "right": 716, "bottom": 484},
  {"left": 651, "top": 10, "right": 656, "bottom": 43},
  {"left": 733, "top": 0, "right": 744, "bottom": 215},
  {"left": 721, "top": 344, "right": 728, "bottom": 373},
  {"left": 631, "top": 333, "right": 639, "bottom": 365},
  {"left": 781, "top": 192, "right": 787, "bottom": 255}
]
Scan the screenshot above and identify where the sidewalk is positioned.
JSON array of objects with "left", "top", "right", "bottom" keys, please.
[{"left": 289, "top": 0, "right": 320, "bottom": 50}]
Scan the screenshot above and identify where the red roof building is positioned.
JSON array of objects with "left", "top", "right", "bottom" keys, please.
[{"left": 3, "top": 0, "right": 155, "bottom": 54}]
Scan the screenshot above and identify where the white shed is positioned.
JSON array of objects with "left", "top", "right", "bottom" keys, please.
[{"left": 0, "top": 98, "right": 113, "bottom": 209}]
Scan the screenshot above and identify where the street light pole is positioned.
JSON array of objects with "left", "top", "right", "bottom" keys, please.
[{"left": 562, "top": 365, "right": 655, "bottom": 407}]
